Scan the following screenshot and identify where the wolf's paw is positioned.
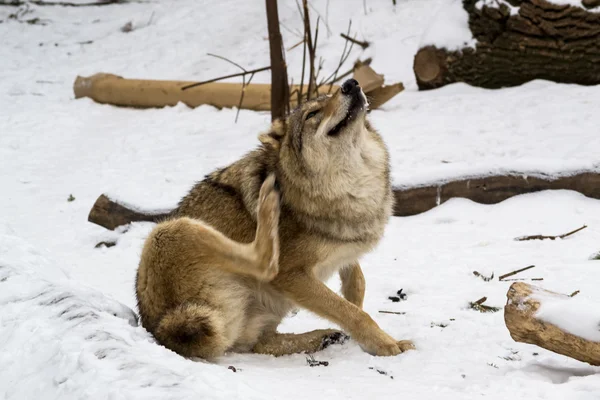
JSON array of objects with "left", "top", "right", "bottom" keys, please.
[
  {"left": 254, "top": 174, "right": 280, "bottom": 281},
  {"left": 360, "top": 331, "right": 415, "bottom": 356}
]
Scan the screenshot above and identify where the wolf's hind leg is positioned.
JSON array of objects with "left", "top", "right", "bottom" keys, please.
[
  {"left": 339, "top": 262, "right": 365, "bottom": 309},
  {"left": 150, "top": 175, "right": 280, "bottom": 281},
  {"left": 252, "top": 329, "right": 349, "bottom": 357}
]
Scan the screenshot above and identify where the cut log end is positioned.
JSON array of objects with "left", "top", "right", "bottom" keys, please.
[
  {"left": 88, "top": 194, "right": 170, "bottom": 231},
  {"left": 413, "top": 46, "right": 444, "bottom": 88},
  {"left": 505, "top": 282, "right": 600, "bottom": 366}
]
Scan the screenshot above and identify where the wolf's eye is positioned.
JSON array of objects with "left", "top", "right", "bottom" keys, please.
[{"left": 305, "top": 110, "right": 318, "bottom": 121}]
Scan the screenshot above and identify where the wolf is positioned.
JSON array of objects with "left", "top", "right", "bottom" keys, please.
[{"left": 135, "top": 79, "right": 414, "bottom": 360}]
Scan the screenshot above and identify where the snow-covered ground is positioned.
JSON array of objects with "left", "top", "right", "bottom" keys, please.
[{"left": 1, "top": 0, "right": 600, "bottom": 399}]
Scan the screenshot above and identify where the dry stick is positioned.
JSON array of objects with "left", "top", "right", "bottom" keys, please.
[
  {"left": 186, "top": 53, "right": 255, "bottom": 123},
  {"left": 473, "top": 297, "right": 487, "bottom": 306},
  {"left": 515, "top": 225, "right": 588, "bottom": 241},
  {"left": 502, "top": 278, "right": 544, "bottom": 282},
  {"left": 340, "top": 33, "right": 370, "bottom": 49},
  {"left": 320, "top": 57, "right": 373, "bottom": 87},
  {"left": 379, "top": 310, "right": 406, "bottom": 315},
  {"left": 322, "top": 20, "right": 355, "bottom": 94},
  {"left": 1, "top": 0, "right": 122, "bottom": 6},
  {"left": 499, "top": 265, "right": 535, "bottom": 281},
  {"left": 302, "top": 0, "right": 316, "bottom": 101},
  {"left": 181, "top": 66, "right": 270, "bottom": 90},
  {"left": 312, "top": 17, "right": 321, "bottom": 98},
  {"left": 287, "top": 39, "right": 304, "bottom": 52}
]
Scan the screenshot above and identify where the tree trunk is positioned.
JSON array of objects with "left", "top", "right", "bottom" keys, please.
[
  {"left": 265, "top": 0, "right": 289, "bottom": 120},
  {"left": 414, "top": 0, "right": 600, "bottom": 90},
  {"left": 505, "top": 282, "right": 600, "bottom": 366}
]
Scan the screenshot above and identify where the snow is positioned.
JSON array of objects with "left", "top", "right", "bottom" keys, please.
[
  {"left": 2, "top": 0, "right": 600, "bottom": 399},
  {"left": 420, "top": 0, "right": 476, "bottom": 50},
  {"left": 535, "top": 292, "right": 600, "bottom": 343}
]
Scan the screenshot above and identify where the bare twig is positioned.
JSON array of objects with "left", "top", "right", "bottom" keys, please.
[
  {"left": 320, "top": 57, "right": 372, "bottom": 87},
  {"left": 286, "top": 38, "right": 304, "bottom": 52},
  {"left": 1, "top": 0, "right": 124, "bottom": 6},
  {"left": 302, "top": 0, "right": 316, "bottom": 101},
  {"left": 499, "top": 265, "right": 536, "bottom": 281},
  {"left": 182, "top": 53, "right": 263, "bottom": 123},
  {"left": 469, "top": 297, "right": 501, "bottom": 313},
  {"left": 570, "top": 290, "right": 580, "bottom": 297},
  {"left": 473, "top": 271, "right": 494, "bottom": 282},
  {"left": 473, "top": 297, "right": 487, "bottom": 306},
  {"left": 501, "top": 278, "right": 544, "bottom": 282},
  {"left": 378, "top": 310, "right": 406, "bottom": 315},
  {"left": 181, "top": 65, "right": 270, "bottom": 91},
  {"left": 340, "top": 33, "right": 370, "bottom": 49},
  {"left": 321, "top": 20, "right": 355, "bottom": 94},
  {"left": 515, "top": 225, "right": 587, "bottom": 241},
  {"left": 311, "top": 17, "right": 321, "bottom": 97}
]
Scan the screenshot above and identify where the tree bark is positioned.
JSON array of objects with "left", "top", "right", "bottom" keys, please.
[
  {"left": 265, "top": 0, "right": 289, "bottom": 120},
  {"left": 414, "top": 0, "right": 600, "bottom": 90},
  {"left": 505, "top": 282, "right": 600, "bottom": 366}
]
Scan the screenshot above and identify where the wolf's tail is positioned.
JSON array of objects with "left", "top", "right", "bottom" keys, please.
[{"left": 154, "top": 303, "right": 227, "bottom": 360}]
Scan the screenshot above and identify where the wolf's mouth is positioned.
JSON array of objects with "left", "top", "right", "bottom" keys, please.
[{"left": 327, "top": 98, "right": 364, "bottom": 137}]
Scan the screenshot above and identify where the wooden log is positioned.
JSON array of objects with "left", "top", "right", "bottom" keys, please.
[
  {"left": 392, "top": 171, "right": 600, "bottom": 217},
  {"left": 88, "top": 194, "right": 171, "bottom": 231},
  {"left": 414, "top": 0, "right": 600, "bottom": 90},
  {"left": 505, "top": 282, "right": 600, "bottom": 366},
  {"left": 88, "top": 171, "right": 600, "bottom": 230},
  {"left": 73, "top": 73, "right": 402, "bottom": 111}
]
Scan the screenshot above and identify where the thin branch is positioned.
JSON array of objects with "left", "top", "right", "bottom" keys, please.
[
  {"left": 312, "top": 17, "right": 320, "bottom": 97},
  {"left": 308, "top": 1, "right": 332, "bottom": 37},
  {"left": 302, "top": 0, "right": 315, "bottom": 101},
  {"left": 379, "top": 310, "right": 406, "bottom": 315},
  {"left": 286, "top": 38, "right": 304, "bottom": 52},
  {"left": 501, "top": 278, "right": 544, "bottom": 281},
  {"left": 181, "top": 66, "right": 270, "bottom": 91},
  {"left": 473, "top": 271, "right": 494, "bottom": 282},
  {"left": 515, "top": 225, "right": 588, "bottom": 241},
  {"left": 499, "top": 265, "right": 535, "bottom": 281},
  {"left": 340, "top": 33, "right": 370, "bottom": 49},
  {"left": 0, "top": 0, "right": 124, "bottom": 6}
]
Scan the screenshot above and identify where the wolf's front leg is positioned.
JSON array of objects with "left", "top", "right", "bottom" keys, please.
[
  {"left": 252, "top": 329, "right": 349, "bottom": 356},
  {"left": 339, "top": 262, "right": 365, "bottom": 309},
  {"left": 273, "top": 271, "right": 414, "bottom": 357}
]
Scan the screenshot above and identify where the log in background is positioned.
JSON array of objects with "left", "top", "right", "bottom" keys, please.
[{"left": 414, "top": 0, "right": 600, "bottom": 90}]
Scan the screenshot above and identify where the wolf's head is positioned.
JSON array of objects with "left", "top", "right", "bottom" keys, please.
[
  {"left": 260, "top": 79, "right": 384, "bottom": 179},
  {"left": 259, "top": 79, "right": 392, "bottom": 227}
]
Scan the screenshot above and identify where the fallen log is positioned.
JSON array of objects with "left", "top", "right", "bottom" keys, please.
[
  {"left": 414, "top": 0, "right": 600, "bottom": 90},
  {"left": 505, "top": 282, "right": 600, "bottom": 366},
  {"left": 88, "top": 194, "right": 170, "bottom": 231},
  {"left": 73, "top": 70, "right": 402, "bottom": 112},
  {"left": 392, "top": 171, "right": 600, "bottom": 217},
  {"left": 88, "top": 171, "right": 600, "bottom": 230}
]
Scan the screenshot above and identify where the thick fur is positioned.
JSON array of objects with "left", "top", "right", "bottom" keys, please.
[{"left": 136, "top": 82, "right": 414, "bottom": 360}]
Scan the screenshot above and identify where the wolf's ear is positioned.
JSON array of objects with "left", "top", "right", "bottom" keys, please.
[{"left": 258, "top": 119, "right": 286, "bottom": 150}]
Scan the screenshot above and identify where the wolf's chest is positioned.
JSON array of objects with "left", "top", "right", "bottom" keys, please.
[{"left": 312, "top": 242, "right": 372, "bottom": 282}]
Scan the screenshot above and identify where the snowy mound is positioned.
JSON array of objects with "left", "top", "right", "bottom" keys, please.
[{"left": 0, "top": 234, "right": 261, "bottom": 399}]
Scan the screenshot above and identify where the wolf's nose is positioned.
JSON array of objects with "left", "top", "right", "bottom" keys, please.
[{"left": 341, "top": 79, "right": 359, "bottom": 95}]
